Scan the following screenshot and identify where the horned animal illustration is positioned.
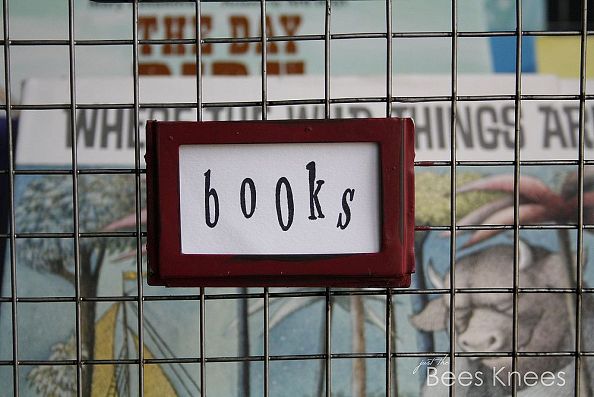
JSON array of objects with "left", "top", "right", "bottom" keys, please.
[{"left": 411, "top": 240, "right": 594, "bottom": 396}]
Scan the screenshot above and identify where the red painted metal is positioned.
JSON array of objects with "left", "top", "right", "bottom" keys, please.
[{"left": 145, "top": 118, "right": 415, "bottom": 287}]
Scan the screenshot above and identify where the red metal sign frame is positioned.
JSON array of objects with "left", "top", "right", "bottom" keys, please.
[{"left": 146, "top": 118, "right": 415, "bottom": 287}]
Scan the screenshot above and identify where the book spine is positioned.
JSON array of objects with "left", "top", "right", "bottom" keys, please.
[
  {"left": 404, "top": 117, "right": 416, "bottom": 276},
  {"left": 145, "top": 120, "right": 160, "bottom": 285}
]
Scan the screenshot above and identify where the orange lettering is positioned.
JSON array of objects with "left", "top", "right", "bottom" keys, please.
[
  {"left": 286, "top": 61, "right": 304, "bottom": 74},
  {"left": 230, "top": 16, "right": 250, "bottom": 54},
  {"left": 267, "top": 61, "right": 280, "bottom": 75},
  {"left": 212, "top": 62, "right": 248, "bottom": 75},
  {"left": 138, "top": 16, "right": 158, "bottom": 56},
  {"left": 139, "top": 63, "right": 171, "bottom": 75},
  {"left": 256, "top": 16, "right": 278, "bottom": 54},
  {"left": 197, "top": 16, "right": 213, "bottom": 55},
  {"left": 280, "top": 15, "right": 301, "bottom": 54},
  {"left": 181, "top": 62, "right": 205, "bottom": 76},
  {"left": 164, "top": 16, "right": 186, "bottom": 55}
]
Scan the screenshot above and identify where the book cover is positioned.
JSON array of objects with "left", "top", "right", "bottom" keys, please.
[{"left": 2, "top": 75, "right": 593, "bottom": 396}]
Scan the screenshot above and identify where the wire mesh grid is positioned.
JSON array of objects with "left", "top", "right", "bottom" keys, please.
[{"left": 0, "top": 0, "right": 591, "bottom": 396}]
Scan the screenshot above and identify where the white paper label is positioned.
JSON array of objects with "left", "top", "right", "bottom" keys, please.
[{"left": 179, "top": 142, "right": 381, "bottom": 255}]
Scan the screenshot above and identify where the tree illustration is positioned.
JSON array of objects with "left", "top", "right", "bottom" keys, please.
[
  {"left": 16, "top": 174, "right": 142, "bottom": 396},
  {"left": 27, "top": 334, "right": 85, "bottom": 396}
]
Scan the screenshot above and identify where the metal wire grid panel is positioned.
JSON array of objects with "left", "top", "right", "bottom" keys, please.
[{"left": 0, "top": 0, "right": 591, "bottom": 396}]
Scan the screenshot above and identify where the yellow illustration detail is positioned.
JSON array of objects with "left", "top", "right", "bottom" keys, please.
[
  {"left": 536, "top": 36, "right": 594, "bottom": 78},
  {"left": 90, "top": 303, "right": 178, "bottom": 396},
  {"left": 122, "top": 271, "right": 147, "bottom": 281},
  {"left": 132, "top": 334, "right": 178, "bottom": 396},
  {"left": 91, "top": 304, "right": 121, "bottom": 397}
]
